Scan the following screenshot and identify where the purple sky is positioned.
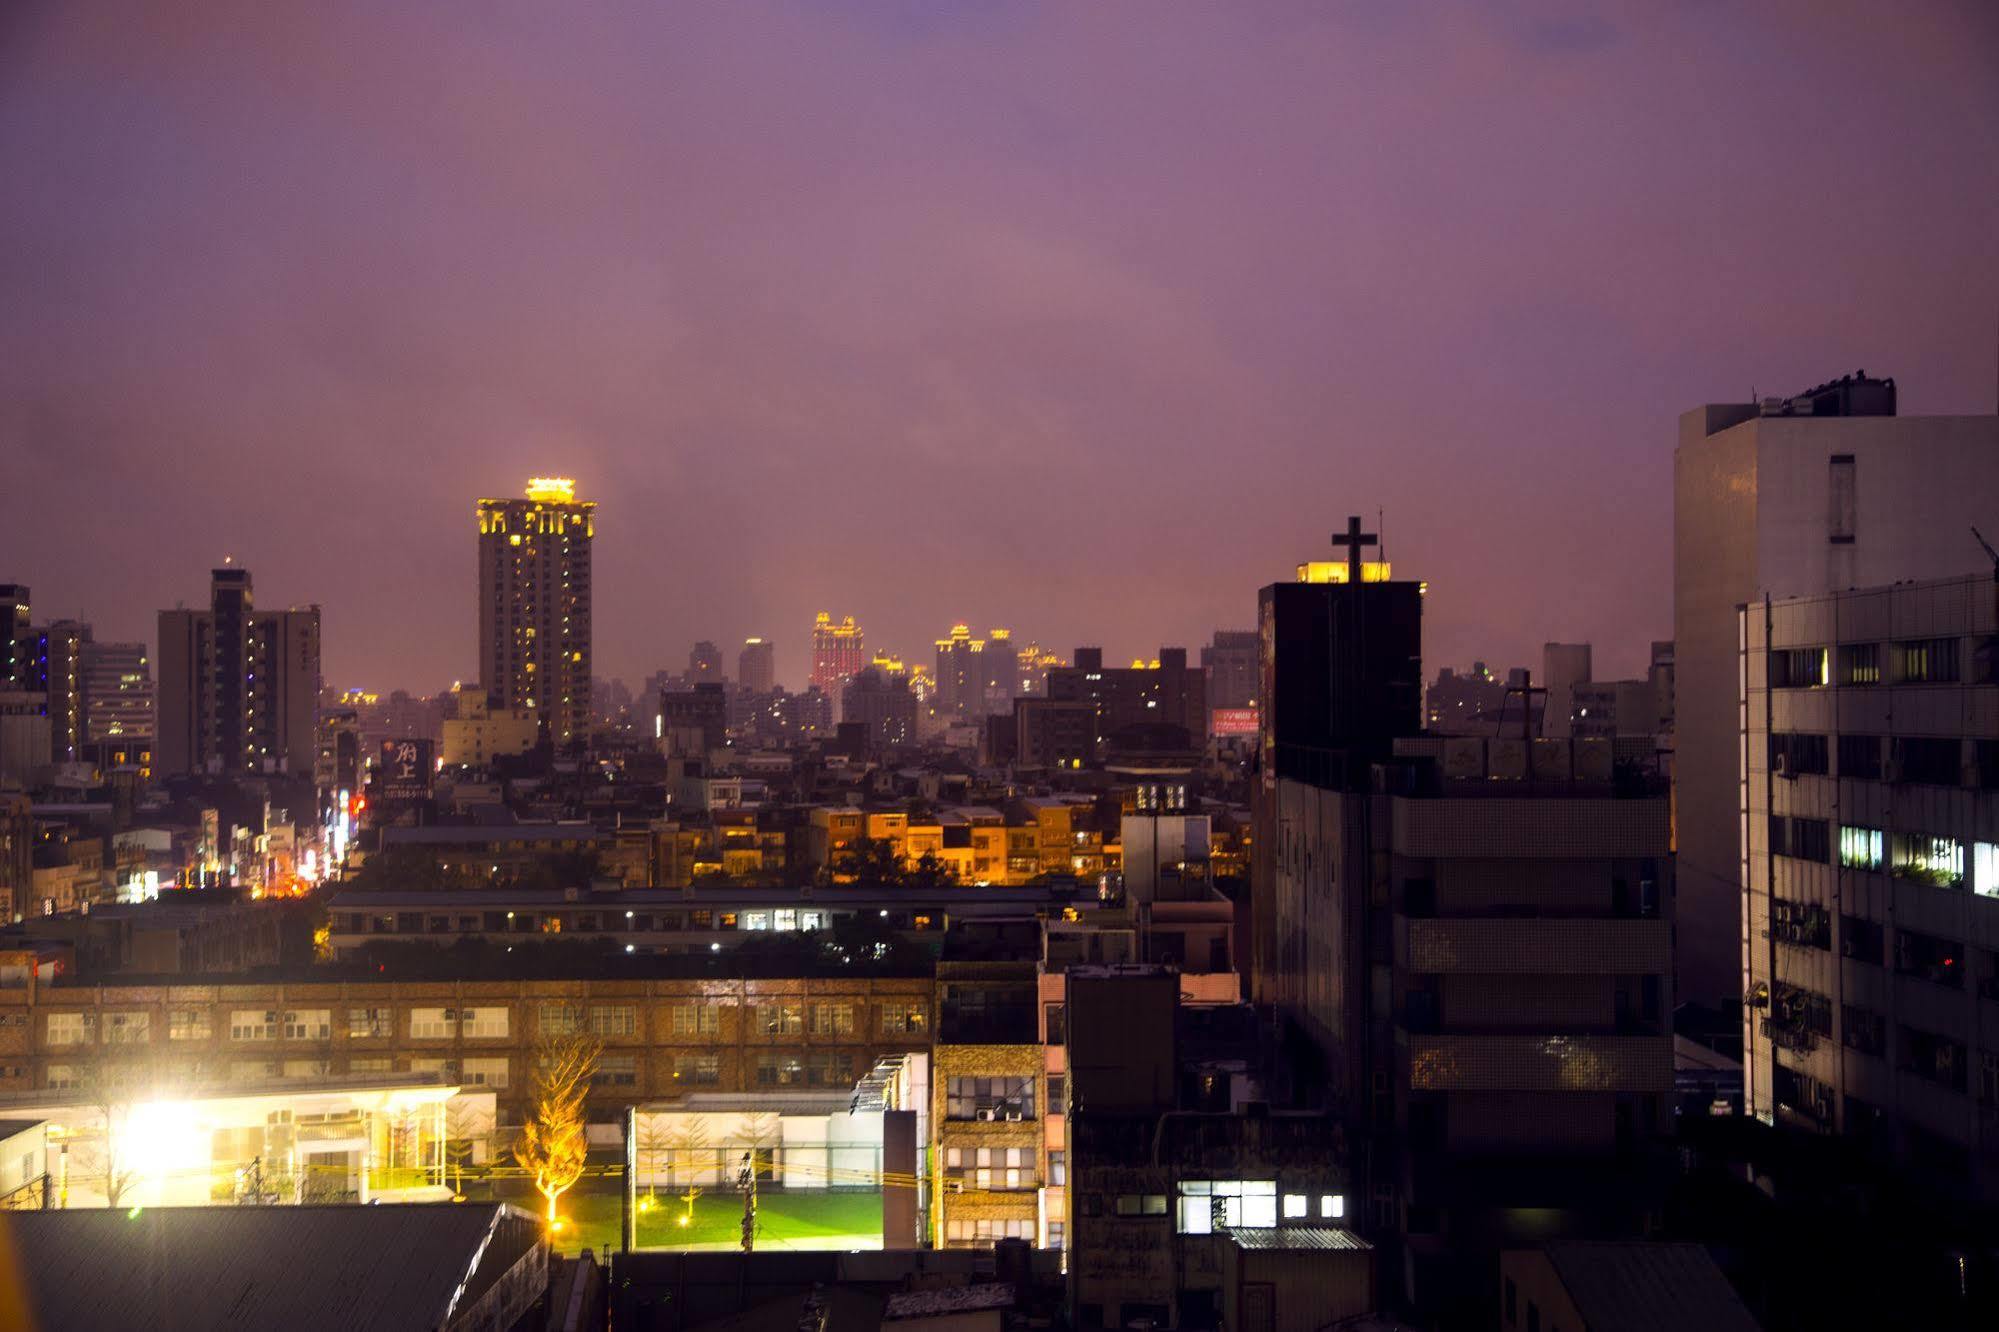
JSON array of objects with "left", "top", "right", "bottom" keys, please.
[{"left": 4, "top": 2, "right": 1996, "bottom": 694}]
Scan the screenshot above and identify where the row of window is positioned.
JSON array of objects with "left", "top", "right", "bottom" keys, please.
[
  {"left": 1770, "top": 637, "right": 1968, "bottom": 689},
  {"left": 343, "top": 907, "right": 850, "bottom": 935},
  {"left": 944, "top": 1075, "right": 1037, "bottom": 1120},
  {"left": 44, "top": 1001, "right": 929, "bottom": 1047},
  {"left": 1771, "top": 819, "right": 1999, "bottom": 895},
  {"left": 1769, "top": 732, "right": 1996, "bottom": 788}
]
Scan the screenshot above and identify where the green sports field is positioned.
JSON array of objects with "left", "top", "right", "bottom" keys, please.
[{"left": 553, "top": 1187, "right": 883, "bottom": 1255}]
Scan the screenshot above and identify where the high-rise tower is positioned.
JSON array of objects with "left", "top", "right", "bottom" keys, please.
[{"left": 477, "top": 478, "right": 594, "bottom": 747}]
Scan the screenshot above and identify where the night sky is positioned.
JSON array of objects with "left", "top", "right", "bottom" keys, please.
[{"left": 4, "top": 2, "right": 1995, "bottom": 693}]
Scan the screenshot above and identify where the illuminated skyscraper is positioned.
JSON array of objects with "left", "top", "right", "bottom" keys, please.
[
  {"left": 809, "top": 613, "right": 865, "bottom": 699},
  {"left": 477, "top": 478, "right": 594, "bottom": 747},
  {"left": 934, "top": 624, "right": 1016, "bottom": 720},
  {"left": 737, "top": 638, "right": 775, "bottom": 694}
]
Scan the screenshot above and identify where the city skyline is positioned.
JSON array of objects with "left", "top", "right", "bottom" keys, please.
[{"left": 4, "top": 4, "right": 1995, "bottom": 693}]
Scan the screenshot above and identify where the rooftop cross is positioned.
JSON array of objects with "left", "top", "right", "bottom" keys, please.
[{"left": 1330, "top": 515, "right": 1378, "bottom": 584}]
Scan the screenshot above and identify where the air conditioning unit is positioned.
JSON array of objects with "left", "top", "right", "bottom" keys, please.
[
  {"left": 975, "top": 1109, "right": 998, "bottom": 1122},
  {"left": 945, "top": 1180, "right": 964, "bottom": 1193},
  {"left": 1004, "top": 1111, "right": 1023, "bottom": 1122}
]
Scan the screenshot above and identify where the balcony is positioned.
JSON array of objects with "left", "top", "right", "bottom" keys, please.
[
  {"left": 1401, "top": 918, "right": 1668, "bottom": 975},
  {"left": 1405, "top": 1033, "right": 1671, "bottom": 1093}
]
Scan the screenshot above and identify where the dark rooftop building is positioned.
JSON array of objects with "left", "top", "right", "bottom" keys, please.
[{"left": 0, "top": 1202, "right": 549, "bottom": 1331}]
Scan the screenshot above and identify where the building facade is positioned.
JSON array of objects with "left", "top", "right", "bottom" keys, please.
[
  {"left": 1674, "top": 377, "right": 1999, "bottom": 1008},
  {"left": 157, "top": 568, "right": 321, "bottom": 778},
  {"left": 1740, "top": 572, "right": 1999, "bottom": 1198},
  {"left": 810, "top": 613, "right": 866, "bottom": 704},
  {"left": 477, "top": 478, "right": 594, "bottom": 747},
  {"left": 738, "top": 638, "right": 776, "bottom": 695}
]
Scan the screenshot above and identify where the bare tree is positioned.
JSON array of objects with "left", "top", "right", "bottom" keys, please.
[
  {"left": 68, "top": 1064, "right": 141, "bottom": 1209},
  {"left": 514, "top": 1031, "right": 601, "bottom": 1225},
  {"left": 445, "top": 1098, "right": 495, "bottom": 1198},
  {"left": 665, "top": 1117, "right": 711, "bottom": 1188}
]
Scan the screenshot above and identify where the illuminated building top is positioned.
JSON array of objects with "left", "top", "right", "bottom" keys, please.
[
  {"left": 1296, "top": 560, "right": 1395, "bottom": 584},
  {"left": 524, "top": 477, "right": 578, "bottom": 503}
]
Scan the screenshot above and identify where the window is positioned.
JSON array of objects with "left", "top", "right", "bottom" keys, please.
[
  {"left": 230, "top": 1059, "right": 281, "bottom": 1083},
  {"left": 98, "top": 1012, "right": 148, "bottom": 1046},
  {"left": 1770, "top": 815, "right": 1830, "bottom": 863},
  {"left": 1838, "top": 734, "right": 1882, "bottom": 779},
  {"left": 755, "top": 1004, "right": 803, "bottom": 1036},
  {"left": 462, "top": 1058, "right": 509, "bottom": 1088},
  {"left": 1049, "top": 1150, "right": 1066, "bottom": 1186},
  {"left": 44, "top": 1065, "right": 79, "bottom": 1091},
  {"left": 742, "top": 912, "right": 770, "bottom": 931},
  {"left": 1176, "top": 1180, "right": 1280, "bottom": 1233},
  {"left": 772, "top": 909, "right": 798, "bottom": 932},
  {"left": 1837, "top": 642, "right": 1877, "bottom": 684},
  {"left": 349, "top": 1007, "right": 392, "bottom": 1039},
  {"left": 410, "top": 1008, "right": 455, "bottom": 1040},
  {"left": 539, "top": 1003, "right": 582, "bottom": 1036},
  {"left": 460, "top": 1007, "right": 509, "bottom": 1039},
  {"left": 668, "top": 1004, "right": 719, "bottom": 1037},
  {"left": 1890, "top": 833, "right": 1965, "bottom": 888},
  {"left": 1900, "top": 1026, "right": 1966, "bottom": 1093},
  {"left": 1841, "top": 915, "right": 1886, "bottom": 965},
  {"left": 1896, "top": 638, "right": 1959, "bottom": 684},
  {"left": 45, "top": 1013, "right": 92, "bottom": 1046},
  {"left": 591, "top": 1054, "right": 638, "bottom": 1088},
  {"left": 283, "top": 1059, "right": 329, "bottom": 1079},
  {"left": 674, "top": 1053, "right": 720, "bottom": 1085},
  {"left": 350, "top": 1057, "right": 392, "bottom": 1074},
  {"left": 1047, "top": 1221, "right": 1065, "bottom": 1250},
  {"left": 881, "top": 1005, "right": 927, "bottom": 1035},
  {"left": 1977, "top": 843, "right": 1999, "bottom": 899},
  {"left": 588, "top": 1005, "right": 637, "bottom": 1038},
  {"left": 282, "top": 1010, "right": 331, "bottom": 1041},
  {"left": 808, "top": 1003, "right": 854, "bottom": 1036},
  {"left": 231, "top": 1011, "right": 278, "bottom": 1042},
  {"left": 1891, "top": 737, "right": 1961, "bottom": 787},
  {"left": 808, "top": 1051, "right": 857, "bottom": 1086},
  {"left": 1283, "top": 1193, "right": 1308, "bottom": 1218},
  {"left": 169, "top": 1009, "right": 211, "bottom": 1041},
  {"left": 1897, "top": 929, "right": 1964, "bottom": 988},
  {"left": 1841, "top": 1004, "right": 1886, "bottom": 1057},
  {"left": 756, "top": 1054, "right": 805, "bottom": 1086},
  {"left": 1770, "top": 647, "right": 1828, "bottom": 688},
  {"left": 1321, "top": 1193, "right": 1345, "bottom": 1219},
  {"left": 1043, "top": 1004, "right": 1066, "bottom": 1045},
  {"left": 1770, "top": 733, "right": 1829, "bottom": 776},
  {"left": 1047, "top": 1073, "right": 1066, "bottom": 1113},
  {"left": 946, "top": 1076, "right": 1036, "bottom": 1120},
  {"left": 1839, "top": 826, "right": 1884, "bottom": 870}
]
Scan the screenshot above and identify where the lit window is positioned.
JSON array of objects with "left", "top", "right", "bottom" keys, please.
[
  {"left": 1283, "top": 1194, "right": 1308, "bottom": 1218},
  {"left": 1320, "top": 1194, "right": 1344, "bottom": 1219}
]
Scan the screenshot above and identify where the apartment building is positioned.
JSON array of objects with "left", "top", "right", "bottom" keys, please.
[{"left": 1740, "top": 572, "right": 1999, "bottom": 1197}]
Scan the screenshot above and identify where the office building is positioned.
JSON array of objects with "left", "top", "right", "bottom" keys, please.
[
  {"left": 1540, "top": 642, "right": 1593, "bottom": 705},
  {"left": 1014, "top": 640, "right": 1063, "bottom": 698},
  {"left": 1740, "top": 572, "right": 1999, "bottom": 1198},
  {"left": 1043, "top": 647, "right": 1207, "bottom": 756},
  {"left": 438, "top": 683, "right": 538, "bottom": 768},
  {"left": 1201, "top": 630, "right": 1259, "bottom": 713},
  {"left": 156, "top": 568, "right": 321, "bottom": 778},
  {"left": 79, "top": 639, "right": 152, "bottom": 745},
  {"left": 1253, "top": 525, "right": 1423, "bottom": 793},
  {"left": 842, "top": 667, "right": 918, "bottom": 755},
  {"left": 810, "top": 613, "right": 866, "bottom": 705},
  {"left": 738, "top": 637, "right": 776, "bottom": 694},
  {"left": 658, "top": 682, "right": 729, "bottom": 756},
  {"left": 688, "top": 639, "right": 724, "bottom": 685},
  {"left": 0, "top": 585, "right": 30, "bottom": 691},
  {"left": 476, "top": 477, "right": 594, "bottom": 746},
  {"left": 934, "top": 625, "right": 1015, "bottom": 721},
  {"left": 1674, "top": 373, "right": 1999, "bottom": 1007},
  {"left": 1424, "top": 663, "right": 1513, "bottom": 735}
]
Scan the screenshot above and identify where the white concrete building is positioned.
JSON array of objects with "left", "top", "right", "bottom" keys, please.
[
  {"left": 1739, "top": 572, "right": 1999, "bottom": 1198},
  {"left": 1673, "top": 376, "right": 1999, "bottom": 1007}
]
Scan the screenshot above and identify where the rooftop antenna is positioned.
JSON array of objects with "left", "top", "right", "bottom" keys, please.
[{"left": 1974, "top": 527, "right": 1999, "bottom": 584}]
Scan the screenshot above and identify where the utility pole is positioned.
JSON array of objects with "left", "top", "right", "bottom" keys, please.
[{"left": 738, "top": 1150, "right": 757, "bottom": 1252}]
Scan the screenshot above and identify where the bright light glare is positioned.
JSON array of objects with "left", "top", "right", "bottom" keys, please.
[{"left": 126, "top": 1101, "right": 205, "bottom": 1180}]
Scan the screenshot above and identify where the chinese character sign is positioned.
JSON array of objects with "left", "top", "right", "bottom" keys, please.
[{"left": 377, "top": 738, "right": 434, "bottom": 803}]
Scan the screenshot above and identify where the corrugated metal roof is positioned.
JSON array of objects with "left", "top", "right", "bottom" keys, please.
[
  {"left": 882, "top": 1282, "right": 1015, "bottom": 1318},
  {"left": 1542, "top": 1242, "right": 1762, "bottom": 1332},
  {"left": 1228, "top": 1227, "right": 1372, "bottom": 1251},
  {"left": 0, "top": 1203, "right": 541, "bottom": 1332}
]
